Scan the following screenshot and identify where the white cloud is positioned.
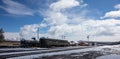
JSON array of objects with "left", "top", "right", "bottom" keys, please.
[
  {"left": 50, "top": 0, "right": 80, "bottom": 11},
  {"left": 44, "top": 11, "right": 68, "bottom": 25},
  {"left": 44, "top": 0, "right": 84, "bottom": 25},
  {"left": 48, "top": 24, "right": 73, "bottom": 36},
  {"left": 20, "top": 23, "right": 48, "bottom": 40},
  {"left": 20, "top": 24, "right": 39, "bottom": 39},
  {"left": 102, "top": 10, "right": 120, "bottom": 19},
  {"left": 102, "top": 4, "right": 120, "bottom": 19},
  {"left": 48, "top": 19, "right": 120, "bottom": 42},
  {"left": 80, "top": 3, "right": 88, "bottom": 8},
  {"left": 20, "top": 0, "right": 120, "bottom": 42},
  {"left": 114, "top": 4, "right": 120, "bottom": 9},
  {"left": 43, "top": 0, "right": 88, "bottom": 26},
  {"left": 4, "top": 32, "right": 20, "bottom": 41},
  {"left": 40, "top": 23, "right": 47, "bottom": 27},
  {"left": 0, "top": 0, "right": 34, "bottom": 15},
  {"left": 20, "top": 0, "right": 84, "bottom": 40},
  {"left": 92, "top": 35, "right": 120, "bottom": 42}
]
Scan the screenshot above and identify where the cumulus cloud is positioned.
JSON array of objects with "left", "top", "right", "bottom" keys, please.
[
  {"left": 44, "top": 0, "right": 83, "bottom": 25},
  {"left": 20, "top": 24, "right": 39, "bottom": 39},
  {"left": 101, "top": 10, "right": 120, "bottom": 19},
  {"left": 40, "top": 23, "right": 47, "bottom": 27},
  {"left": 50, "top": 0, "right": 79, "bottom": 11},
  {"left": 114, "top": 4, "right": 120, "bottom": 9},
  {"left": 44, "top": 11, "right": 68, "bottom": 25},
  {"left": 19, "top": 23, "right": 48, "bottom": 40},
  {"left": 20, "top": 0, "right": 83, "bottom": 39},
  {"left": 48, "top": 19, "right": 120, "bottom": 41},
  {"left": 4, "top": 32, "right": 20, "bottom": 41},
  {"left": 101, "top": 4, "right": 120, "bottom": 19},
  {"left": 49, "top": 24, "right": 73, "bottom": 36},
  {"left": 20, "top": 0, "right": 120, "bottom": 42},
  {"left": 0, "top": 0, "right": 34, "bottom": 15}
]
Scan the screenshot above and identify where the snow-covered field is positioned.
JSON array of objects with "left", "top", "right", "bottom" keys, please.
[
  {"left": 7, "top": 45, "right": 120, "bottom": 59},
  {"left": 96, "top": 54, "right": 120, "bottom": 59}
]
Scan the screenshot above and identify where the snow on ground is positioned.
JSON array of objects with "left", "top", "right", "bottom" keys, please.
[
  {"left": 8, "top": 45, "right": 120, "bottom": 59},
  {"left": 96, "top": 54, "right": 120, "bottom": 59}
]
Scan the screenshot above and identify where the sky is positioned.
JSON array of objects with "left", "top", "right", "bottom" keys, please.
[{"left": 0, "top": 0, "right": 120, "bottom": 42}]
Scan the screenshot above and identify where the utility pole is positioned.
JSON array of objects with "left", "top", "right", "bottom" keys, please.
[
  {"left": 87, "top": 35, "right": 90, "bottom": 46},
  {"left": 87, "top": 35, "right": 90, "bottom": 42},
  {"left": 63, "top": 36, "right": 66, "bottom": 39},
  {"left": 62, "top": 35, "right": 66, "bottom": 39},
  {"left": 37, "top": 28, "right": 39, "bottom": 40}
]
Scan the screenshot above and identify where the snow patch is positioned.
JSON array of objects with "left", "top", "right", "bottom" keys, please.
[{"left": 96, "top": 54, "right": 120, "bottom": 59}]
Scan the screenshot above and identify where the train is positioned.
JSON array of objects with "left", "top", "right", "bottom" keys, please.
[
  {"left": 20, "top": 39, "right": 39, "bottom": 48},
  {"left": 20, "top": 37, "right": 70, "bottom": 48}
]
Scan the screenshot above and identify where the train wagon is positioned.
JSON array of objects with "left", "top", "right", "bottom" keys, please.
[
  {"left": 39, "top": 37, "right": 70, "bottom": 48},
  {"left": 20, "top": 39, "right": 39, "bottom": 48}
]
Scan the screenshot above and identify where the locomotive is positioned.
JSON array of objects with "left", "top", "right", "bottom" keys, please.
[{"left": 21, "top": 37, "right": 70, "bottom": 48}]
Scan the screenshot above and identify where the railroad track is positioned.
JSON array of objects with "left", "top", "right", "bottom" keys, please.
[
  {"left": 0, "top": 48, "right": 48, "bottom": 53},
  {"left": 0, "top": 46, "right": 93, "bottom": 59}
]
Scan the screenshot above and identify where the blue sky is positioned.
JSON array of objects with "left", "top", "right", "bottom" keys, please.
[
  {"left": 0, "top": 0, "right": 120, "bottom": 42},
  {"left": 0, "top": 0, "right": 119, "bottom": 32}
]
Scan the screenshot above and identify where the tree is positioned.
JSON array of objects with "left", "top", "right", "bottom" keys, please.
[{"left": 0, "top": 28, "right": 4, "bottom": 42}]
